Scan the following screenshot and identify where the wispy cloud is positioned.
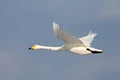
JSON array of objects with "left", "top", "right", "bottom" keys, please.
[
  {"left": 97, "top": 0, "right": 120, "bottom": 18},
  {"left": 0, "top": 51, "right": 20, "bottom": 80}
]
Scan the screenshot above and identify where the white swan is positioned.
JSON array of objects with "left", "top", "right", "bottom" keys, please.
[{"left": 29, "top": 22, "right": 103, "bottom": 55}]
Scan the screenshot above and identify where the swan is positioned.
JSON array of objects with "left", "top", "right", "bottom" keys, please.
[{"left": 29, "top": 22, "right": 103, "bottom": 55}]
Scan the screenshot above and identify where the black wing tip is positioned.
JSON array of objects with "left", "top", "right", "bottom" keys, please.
[
  {"left": 87, "top": 48, "right": 103, "bottom": 54},
  {"left": 91, "top": 51, "right": 103, "bottom": 54}
]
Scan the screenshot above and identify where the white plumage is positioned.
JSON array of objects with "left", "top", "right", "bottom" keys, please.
[{"left": 29, "top": 22, "right": 103, "bottom": 55}]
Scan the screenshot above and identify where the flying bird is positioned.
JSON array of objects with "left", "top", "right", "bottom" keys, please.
[{"left": 29, "top": 22, "right": 103, "bottom": 55}]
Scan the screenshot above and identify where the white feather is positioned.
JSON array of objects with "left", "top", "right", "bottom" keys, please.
[
  {"left": 29, "top": 22, "right": 102, "bottom": 55},
  {"left": 53, "top": 22, "right": 85, "bottom": 47},
  {"left": 80, "top": 31, "right": 97, "bottom": 47}
]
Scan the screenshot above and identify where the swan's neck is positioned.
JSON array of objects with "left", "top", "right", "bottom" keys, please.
[
  {"left": 41, "top": 46, "right": 64, "bottom": 51},
  {"left": 33, "top": 45, "right": 64, "bottom": 51}
]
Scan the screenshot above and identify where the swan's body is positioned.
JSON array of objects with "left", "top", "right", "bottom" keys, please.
[{"left": 29, "top": 22, "right": 103, "bottom": 55}]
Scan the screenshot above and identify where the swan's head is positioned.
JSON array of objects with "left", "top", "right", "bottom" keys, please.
[{"left": 28, "top": 45, "right": 41, "bottom": 50}]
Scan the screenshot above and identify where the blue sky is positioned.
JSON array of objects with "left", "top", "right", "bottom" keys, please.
[{"left": 0, "top": 0, "right": 120, "bottom": 80}]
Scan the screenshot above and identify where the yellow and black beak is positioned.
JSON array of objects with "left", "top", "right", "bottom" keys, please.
[{"left": 28, "top": 45, "right": 35, "bottom": 50}]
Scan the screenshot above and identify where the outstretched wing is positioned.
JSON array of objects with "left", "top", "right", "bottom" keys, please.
[
  {"left": 53, "top": 22, "right": 85, "bottom": 47},
  {"left": 79, "top": 31, "right": 97, "bottom": 47}
]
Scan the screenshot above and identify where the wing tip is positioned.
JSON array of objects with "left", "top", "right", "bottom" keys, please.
[
  {"left": 53, "top": 22, "right": 59, "bottom": 27},
  {"left": 88, "top": 30, "right": 97, "bottom": 36},
  {"left": 53, "top": 21, "right": 56, "bottom": 26},
  {"left": 53, "top": 21, "right": 60, "bottom": 33}
]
